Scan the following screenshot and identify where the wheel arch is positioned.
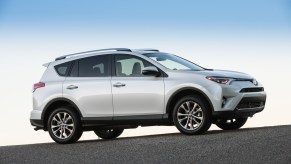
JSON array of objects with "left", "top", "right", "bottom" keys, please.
[
  {"left": 166, "top": 87, "right": 214, "bottom": 121},
  {"left": 41, "top": 98, "right": 83, "bottom": 130}
]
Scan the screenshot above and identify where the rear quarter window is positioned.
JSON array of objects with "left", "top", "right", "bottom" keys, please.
[{"left": 54, "top": 62, "right": 72, "bottom": 76}]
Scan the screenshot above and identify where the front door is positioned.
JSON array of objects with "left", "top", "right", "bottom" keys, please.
[{"left": 111, "top": 54, "right": 165, "bottom": 117}]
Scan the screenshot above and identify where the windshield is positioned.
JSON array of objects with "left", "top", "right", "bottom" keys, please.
[{"left": 143, "top": 53, "right": 205, "bottom": 71}]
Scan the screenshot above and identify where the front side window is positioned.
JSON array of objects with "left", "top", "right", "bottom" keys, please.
[
  {"left": 77, "top": 55, "right": 110, "bottom": 77},
  {"left": 115, "top": 54, "right": 154, "bottom": 77},
  {"left": 143, "top": 53, "right": 204, "bottom": 71}
]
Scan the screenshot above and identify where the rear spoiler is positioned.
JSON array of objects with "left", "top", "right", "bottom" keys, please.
[{"left": 42, "top": 62, "right": 51, "bottom": 67}]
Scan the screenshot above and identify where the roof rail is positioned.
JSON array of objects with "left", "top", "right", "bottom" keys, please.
[
  {"left": 55, "top": 48, "right": 132, "bottom": 61},
  {"left": 134, "top": 48, "right": 159, "bottom": 52}
]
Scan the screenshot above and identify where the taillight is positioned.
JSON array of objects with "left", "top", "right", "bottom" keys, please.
[{"left": 33, "top": 82, "right": 45, "bottom": 92}]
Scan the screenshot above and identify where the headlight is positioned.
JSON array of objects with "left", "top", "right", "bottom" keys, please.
[
  {"left": 252, "top": 79, "right": 258, "bottom": 86},
  {"left": 206, "top": 76, "right": 230, "bottom": 84}
]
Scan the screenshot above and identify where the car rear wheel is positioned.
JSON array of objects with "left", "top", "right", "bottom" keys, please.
[
  {"left": 94, "top": 129, "right": 124, "bottom": 140},
  {"left": 173, "top": 95, "right": 212, "bottom": 135},
  {"left": 47, "top": 107, "right": 83, "bottom": 144},
  {"left": 215, "top": 117, "right": 248, "bottom": 130}
]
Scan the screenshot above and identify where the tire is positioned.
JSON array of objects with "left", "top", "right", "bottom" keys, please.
[
  {"left": 173, "top": 95, "right": 212, "bottom": 135},
  {"left": 94, "top": 129, "right": 124, "bottom": 140},
  {"left": 47, "top": 107, "right": 83, "bottom": 144},
  {"left": 215, "top": 117, "right": 248, "bottom": 130}
]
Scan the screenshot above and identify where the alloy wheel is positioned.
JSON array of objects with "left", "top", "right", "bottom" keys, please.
[
  {"left": 177, "top": 101, "right": 204, "bottom": 130},
  {"left": 50, "top": 112, "right": 75, "bottom": 139}
]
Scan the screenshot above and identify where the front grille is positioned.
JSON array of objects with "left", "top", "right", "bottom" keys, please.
[
  {"left": 236, "top": 97, "right": 265, "bottom": 109},
  {"left": 240, "top": 87, "right": 264, "bottom": 93}
]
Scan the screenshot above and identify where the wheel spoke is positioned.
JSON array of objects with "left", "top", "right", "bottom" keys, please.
[
  {"left": 178, "top": 113, "right": 188, "bottom": 116},
  {"left": 180, "top": 105, "right": 188, "bottom": 113},
  {"left": 56, "top": 113, "right": 62, "bottom": 122},
  {"left": 61, "top": 128, "right": 66, "bottom": 139},
  {"left": 63, "top": 129, "right": 68, "bottom": 138},
  {"left": 178, "top": 117, "right": 188, "bottom": 122},
  {"left": 193, "top": 118, "right": 199, "bottom": 124},
  {"left": 63, "top": 113, "right": 68, "bottom": 122},
  {"left": 184, "top": 117, "right": 190, "bottom": 129},
  {"left": 193, "top": 116, "right": 203, "bottom": 120},
  {"left": 186, "top": 102, "right": 191, "bottom": 111},
  {"left": 65, "top": 127, "right": 73, "bottom": 133},
  {"left": 189, "top": 117, "right": 193, "bottom": 130},
  {"left": 52, "top": 125, "right": 60, "bottom": 129},
  {"left": 193, "top": 108, "right": 202, "bottom": 114},
  {"left": 53, "top": 127, "right": 60, "bottom": 133},
  {"left": 65, "top": 116, "right": 72, "bottom": 123},
  {"left": 66, "top": 123, "right": 74, "bottom": 127},
  {"left": 191, "top": 103, "right": 198, "bottom": 112},
  {"left": 52, "top": 117, "right": 61, "bottom": 123}
]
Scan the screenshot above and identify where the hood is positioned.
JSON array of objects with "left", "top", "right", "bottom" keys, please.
[{"left": 194, "top": 69, "right": 253, "bottom": 79}]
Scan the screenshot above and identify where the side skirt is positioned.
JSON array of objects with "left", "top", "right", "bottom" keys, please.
[{"left": 82, "top": 114, "right": 171, "bottom": 130}]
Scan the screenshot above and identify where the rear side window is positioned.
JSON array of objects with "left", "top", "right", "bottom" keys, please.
[
  {"left": 78, "top": 55, "right": 110, "bottom": 77},
  {"left": 54, "top": 62, "right": 72, "bottom": 76}
]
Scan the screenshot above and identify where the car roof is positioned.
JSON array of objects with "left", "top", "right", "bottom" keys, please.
[
  {"left": 55, "top": 48, "right": 159, "bottom": 61},
  {"left": 43, "top": 48, "right": 162, "bottom": 68}
]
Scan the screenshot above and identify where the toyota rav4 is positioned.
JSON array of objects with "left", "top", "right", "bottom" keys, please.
[{"left": 30, "top": 48, "right": 266, "bottom": 144}]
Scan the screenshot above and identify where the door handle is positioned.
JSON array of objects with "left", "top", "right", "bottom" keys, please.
[
  {"left": 113, "top": 82, "right": 126, "bottom": 87},
  {"left": 66, "top": 85, "right": 78, "bottom": 90}
]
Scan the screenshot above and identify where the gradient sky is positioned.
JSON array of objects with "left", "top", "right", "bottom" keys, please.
[
  {"left": 0, "top": 0, "right": 290, "bottom": 146},
  {"left": 1, "top": 0, "right": 291, "bottom": 37}
]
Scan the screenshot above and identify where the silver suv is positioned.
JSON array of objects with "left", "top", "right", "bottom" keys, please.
[{"left": 30, "top": 48, "right": 266, "bottom": 144}]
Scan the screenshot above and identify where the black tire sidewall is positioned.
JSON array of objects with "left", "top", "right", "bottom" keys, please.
[
  {"left": 47, "top": 107, "right": 83, "bottom": 144},
  {"left": 173, "top": 95, "right": 212, "bottom": 135}
]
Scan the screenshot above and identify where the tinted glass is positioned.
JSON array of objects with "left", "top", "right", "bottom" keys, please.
[
  {"left": 55, "top": 62, "right": 72, "bottom": 76},
  {"left": 143, "top": 53, "right": 204, "bottom": 71},
  {"left": 78, "top": 55, "right": 110, "bottom": 77},
  {"left": 115, "top": 54, "right": 154, "bottom": 77},
  {"left": 69, "top": 61, "right": 78, "bottom": 77}
]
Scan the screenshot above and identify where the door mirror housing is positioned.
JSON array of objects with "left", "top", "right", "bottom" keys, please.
[{"left": 142, "top": 66, "right": 160, "bottom": 76}]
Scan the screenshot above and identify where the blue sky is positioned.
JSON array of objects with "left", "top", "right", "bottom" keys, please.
[
  {"left": 1, "top": 0, "right": 290, "bottom": 56},
  {"left": 0, "top": 0, "right": 290, "bottom": 35}
]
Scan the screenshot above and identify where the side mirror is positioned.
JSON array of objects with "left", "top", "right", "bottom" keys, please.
[{"left": 142, "top": 66, "right": 160, "bottom": 77}]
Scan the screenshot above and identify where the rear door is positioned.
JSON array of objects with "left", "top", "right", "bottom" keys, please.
[{"left": 63, "top": 55, "right": 113, "bottom": 118}]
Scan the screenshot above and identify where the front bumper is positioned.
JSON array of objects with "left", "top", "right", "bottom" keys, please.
[
  {"left": 213, "top": 94, "right": 266, "bottom": 119},
  {"left": 213, "top": 107, "right": 264, "bottom": 119}
]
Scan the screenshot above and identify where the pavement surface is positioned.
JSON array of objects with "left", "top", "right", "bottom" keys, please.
[{"left": 0, "top": 125, "right": 291, "bottom": 164}]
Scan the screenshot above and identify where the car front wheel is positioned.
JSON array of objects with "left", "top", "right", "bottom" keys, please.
[{"left": 173, "top": 95, "right": 212, "bottom": 135}]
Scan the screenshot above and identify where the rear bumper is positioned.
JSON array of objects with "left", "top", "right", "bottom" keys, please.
[
  {"left": 30, "top": 110, "right": 44, "bottom": 130},
  {"left": 30, "top": 110, "right": 42, "bottom": 120},
  {"left": 30, "top": 119, "right": 44, "bottom": 129}
]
